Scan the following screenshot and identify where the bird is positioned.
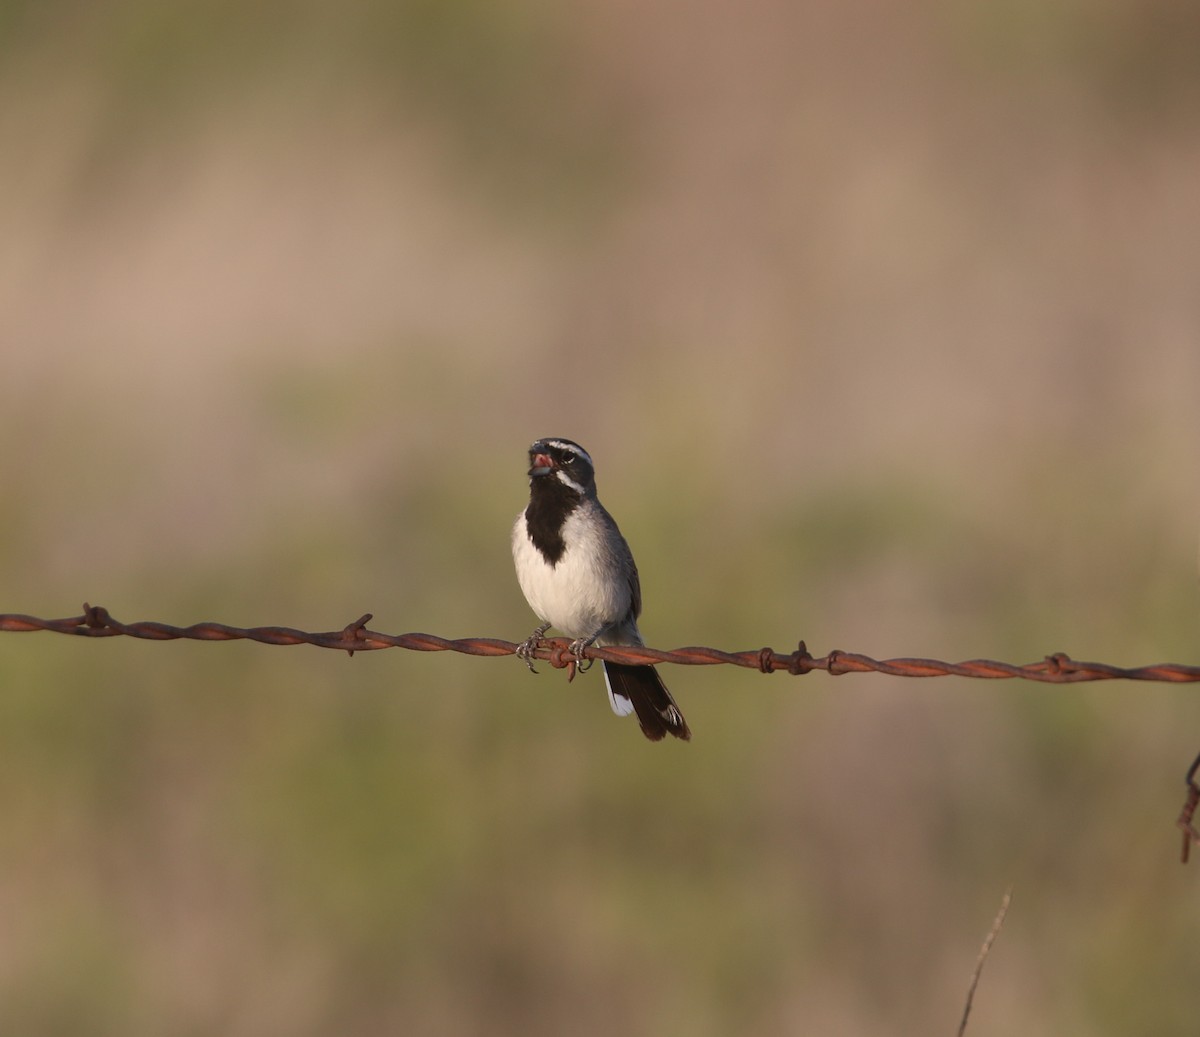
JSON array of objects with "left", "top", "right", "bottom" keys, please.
[{"left": 511, "top": 437, "right": 691, "bottom": 742}]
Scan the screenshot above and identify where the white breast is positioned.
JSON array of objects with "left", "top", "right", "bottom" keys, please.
[{"left": 511, "top": 504, "right": 633, "bottom": 642}]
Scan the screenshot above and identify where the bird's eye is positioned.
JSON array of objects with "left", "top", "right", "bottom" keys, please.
[{"left": 562, "top": 454, "right": 576, "bottom": 466}]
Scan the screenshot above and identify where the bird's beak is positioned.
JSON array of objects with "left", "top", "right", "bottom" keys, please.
[{"left": 529, "top": 452, "right": 553, "bottom": 477}]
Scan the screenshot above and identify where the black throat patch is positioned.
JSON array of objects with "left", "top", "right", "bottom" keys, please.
[{"left": 524, "top": 475, "right": 581, "bottom": 566}]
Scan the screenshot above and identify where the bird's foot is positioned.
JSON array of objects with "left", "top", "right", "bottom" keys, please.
[
  {"left": 516, "top": 623, "right": 551, "bottom": 673},
  {"left": 568, "top": 634, "right": 597, "bottom": 673}
]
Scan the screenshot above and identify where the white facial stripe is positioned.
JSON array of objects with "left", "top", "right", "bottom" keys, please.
[
  {"left": 543, "top": 440, "right": 593, "bottom": 467},
  {"left": 554, "top": 469, "right": 586, "bottom": 494}
]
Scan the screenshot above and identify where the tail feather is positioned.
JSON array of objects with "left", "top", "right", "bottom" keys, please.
[{"left": 602, "top": 661, "right": 691, "bottom": 742}]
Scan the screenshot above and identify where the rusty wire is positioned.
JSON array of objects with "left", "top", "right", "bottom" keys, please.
[
  {"left": 1178, "top": 753, "right": 1200, "bottom": 864},
  {"left": 7, "top": 604, "right": 1200, "bottom": 860},
  {"left": 2, "top": 604, "right": 1200, "bottom": 683}
]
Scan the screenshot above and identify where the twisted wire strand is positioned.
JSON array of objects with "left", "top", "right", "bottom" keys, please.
[
  {"left": 3, "top": 605, "right": 1200, "bottom": 683},
  {"left": 7, "top": 604, "right": 1200, "bottom": 856}
]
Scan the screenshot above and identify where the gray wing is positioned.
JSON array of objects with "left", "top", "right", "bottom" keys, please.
[
  {"left": 626, "top": 550, "right": 642, "bottom": 621},
  {"left": 596, "top": 499, "right": 643, "bottom": 629}
]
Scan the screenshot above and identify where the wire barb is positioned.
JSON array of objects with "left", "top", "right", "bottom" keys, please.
[
  {"left": 1178, "top": 753, "right": 1200, "bottom": 864},
  {"left": 340, "top": 613, "right": 373, "bottom": 657}
]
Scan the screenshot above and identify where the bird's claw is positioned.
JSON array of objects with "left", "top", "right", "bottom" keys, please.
[
  {"left": 568, "top": 636, "right": 596, "bottom": 673},
  {"left": 515, "top": 637, "right": 541, "bottom": 673},
  {"left": 516, "top": 624, "right": 551, "bottom": 673}
]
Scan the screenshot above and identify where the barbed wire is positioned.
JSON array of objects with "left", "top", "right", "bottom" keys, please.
[
  {"left": 3, "top": 604, "right": 1200, "bottom": 682},
  {"left": 5, "top": 603, "right": 1200, "bottom": 860},
  {"left": 1178, "top": 752, "right": 1200, "bottom": 864}
]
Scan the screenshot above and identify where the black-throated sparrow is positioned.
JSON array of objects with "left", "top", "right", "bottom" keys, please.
[{"left": 512, "top": 437, "right": 691, "bottom": 742}]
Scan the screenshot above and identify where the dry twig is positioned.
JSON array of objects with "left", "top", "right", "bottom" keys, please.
[{"left": 957, "top": 886, "right": 1013, "bottom": 1037}]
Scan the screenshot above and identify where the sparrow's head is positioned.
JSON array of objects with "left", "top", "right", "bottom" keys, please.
[{"left": 527, "top": 438, "right": 596, "bottom": 495}]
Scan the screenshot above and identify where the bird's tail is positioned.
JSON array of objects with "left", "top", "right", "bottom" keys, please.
[{"left": 602, "top": 661, "right": 691, "bottom": 742}]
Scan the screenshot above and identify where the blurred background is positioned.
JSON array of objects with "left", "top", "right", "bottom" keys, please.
[{"left": 3, "top": 0, "right": 1200, "bottom": 1033}]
